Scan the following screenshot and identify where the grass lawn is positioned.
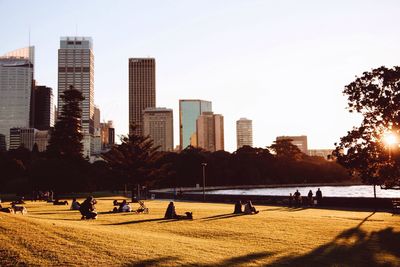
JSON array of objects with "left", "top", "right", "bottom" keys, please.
[{"left": 1, "top": 197, "right": 399, "bottom": 266}]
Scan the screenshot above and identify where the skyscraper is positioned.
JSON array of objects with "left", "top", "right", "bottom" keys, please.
[
  {"left": 236, "top": 118, "right": 253, "bottom": 149},
  {"left": 196, "top": 112, "right": 224, "bottom": 152},
  {"left": 276, "top": 135, "right": 308, "bottom": 154},
  {"left": 34, "top": 85, "right": 54, "bottom": 131},
  {"left": 58, "top": 37, "right": 94, "bottom": 156},
  {"left": 143, "top": 107, "right": 173, "bottom": 152},
  {"left": 129, "top": 58, "right": 156, "bottom": 136},
  {"left": 0, "top": 46, "right": 34, "bottom": 149},
  {"left": 179, "top": 99, "right": 212, "bottom": 150}
]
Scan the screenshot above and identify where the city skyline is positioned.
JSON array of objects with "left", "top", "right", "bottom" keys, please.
[{"left": 2, "top": 1, "right": 400, "bottom": 151}]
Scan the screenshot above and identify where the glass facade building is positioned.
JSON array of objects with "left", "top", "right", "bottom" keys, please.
[
  {"left": 179, "top": 99, "right": 212, "bottom": 150},
  {"left": 0, "top": 46, "right": 34, "bottom": 149}
]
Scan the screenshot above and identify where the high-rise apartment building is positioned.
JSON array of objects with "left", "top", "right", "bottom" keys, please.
[
  {"left": 34, "top": 85, "right": 54, "bottom": 130},
  {"left": 196, "top": 112, "right": 224, "bottom": 152},
  {"left": 179, "top": 99, "right": 212, "bottom": 150},
  {"left": 58, "top": 37, "right": 94, "bottom": 157},
  {"left": 276, "top": 135, "right": 308, "bottom": 154},
  {"left": 143, "top": 108, "right": 173, "bottom": 152},
  {"left": 0, "top": 46, "right": 34, "bottom": 149},
  {"left": 236, "top": 118, "right": 253, "bottom": 149},
  {"left": 129, "top": 58, "right": 156, "bottom": 136}
]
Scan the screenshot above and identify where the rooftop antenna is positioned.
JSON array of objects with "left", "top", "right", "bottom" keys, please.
[{"left": 75, "top": 24, "right": 78, "bottom": 37}]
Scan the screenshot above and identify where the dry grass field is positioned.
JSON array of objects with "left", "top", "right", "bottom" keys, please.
[{"left": 1, "top": 197, "right": 400, "bottom": 266}]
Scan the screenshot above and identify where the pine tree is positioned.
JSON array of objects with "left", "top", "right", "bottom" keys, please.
[
  {"left": 101, "top": 125, "right": 163, "bottom": 190},
  {"left": 47, "top": 86, "right": 84, "bottom": 159}
]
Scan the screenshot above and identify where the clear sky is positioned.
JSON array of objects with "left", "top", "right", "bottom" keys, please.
[{"left": 1, "top": 0, "right": 400, "bottom": 152}]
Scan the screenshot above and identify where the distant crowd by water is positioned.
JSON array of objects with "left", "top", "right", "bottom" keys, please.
[{"left": 206, "top": 185, "right": 400, "bottom": 198}]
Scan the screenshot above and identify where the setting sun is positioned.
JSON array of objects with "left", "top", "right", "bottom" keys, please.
[{"left": 383, "top": 132, "right": 398, "bottom": 146}]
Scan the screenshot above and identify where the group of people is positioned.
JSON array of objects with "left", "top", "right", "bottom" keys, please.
[
  {"left": 289, "top": 188, "right": 323, "bottom": 207},
  {"left": 32, "top": 190, "right": 54, "bottom": 202},
  {"left": 233, "top": 200, "right": 259, "bottom": 214}
]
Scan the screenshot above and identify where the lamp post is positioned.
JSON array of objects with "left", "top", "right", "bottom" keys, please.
[{"left": 201, "top": 163, "right": 207, "bottom": 202}]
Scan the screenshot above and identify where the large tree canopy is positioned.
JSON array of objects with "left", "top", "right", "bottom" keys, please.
[
  {"left": 101, "top": 125, "right": 163, "bottom": 188},
  {"left": 334, "top": 66, "right": 400, "bottom": 188},
  {"left": 47, "top": 86, "right": 85, "bottom": 159}
]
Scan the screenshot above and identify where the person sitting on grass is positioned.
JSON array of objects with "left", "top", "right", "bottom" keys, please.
[
  {"left": 164, "top": 202, "right": 193, "bottom": 220},
  {"left": 165, "top": 202, "right": 177, "bottom": 219},
  {"left": 233, "top": 200, "right": 243, "bottom": 214},
  {"left": 0, "top": 204, "right": 12, "bottom": 213},
  {"left": 53, "top": 199, "right": 69, "bottom": 206},
  {"left": 70, "top": 198, "right": 80, "bottom": 210},
  {"left": 118, "top": 200, "right": 132, "bottom": 212},
  {"left": 79, "top": 196, "right": 98, "bottom": 220},
  {"left": 244, "top": 201, "right": 259, "bottom": 215}
]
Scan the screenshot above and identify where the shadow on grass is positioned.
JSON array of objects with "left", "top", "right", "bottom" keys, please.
[
  {"left": 124, "top": 256, "right": 178, "bottom": 266},
  {"left": 27, "top": 216, "right": 81, "bottom": 221},
  {"left": 205, "top": 251, "right": 273, "bottom": 266},
  {"left": 107, "top": 218, "right": 168, "bottom": 225},
  {"left": 201, "top": 213, "right": 247, "bottom": 221},
  {"left": 123, "top": 252, "right": 273, "bottom": 266},
  {"left": 267, "top": 212, "right": 400, "bottom": 266}
]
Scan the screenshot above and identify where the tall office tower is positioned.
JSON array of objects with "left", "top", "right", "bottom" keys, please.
[
  {"left": 196, "top": 112, "right": 224, "bottom": 152},
  {"left": 0, "top": 46, "right": 35, "bottom": 149},
  {"left": 34, "top": 85, "right": 54, "bottom": 130},
  {"left": 58, "top": 37, "right": 94, "bottom": 157},
  {"left": 143, "top": 108, "right": 173, "bottom": 152},
  {"left": 276, "top": 135, "right": 308, "bottom": 154},
  {"left": 236, "top": 118, "right": 253, "bottom": 149},
  {"left": 92, "top": 105, "right": 101, "bottom": 154},
  {"left": 129, "top": 58, "right": 156, "bottom": 136},
  {"left": 179, "top": 99, "right": 212, "bottom": 150},
  {"left": 100, "top": 120, "right": 114, "bottom": 150}
]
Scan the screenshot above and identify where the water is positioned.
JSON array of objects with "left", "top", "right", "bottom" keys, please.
[{"left": 206, "top": 185, "right": 400, "bottom": 198}]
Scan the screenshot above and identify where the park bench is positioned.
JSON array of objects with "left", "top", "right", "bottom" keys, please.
[{"left": 392, "top": 199, "right": 400, "bottom": 214}]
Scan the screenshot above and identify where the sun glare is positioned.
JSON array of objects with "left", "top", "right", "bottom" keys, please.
[{"left": 383, "top": 132, "right": 398, "bottom": 146}]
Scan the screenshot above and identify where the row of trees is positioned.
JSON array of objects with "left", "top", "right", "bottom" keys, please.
[
  {"left": 0, "top": 86, "right": 351, "bottom": 193},
  {"left": 0, "top": 138, "right": 352, "bottom": 194},
  {"left": 5, "top": 64, "right": 400, "bottom": 195}
]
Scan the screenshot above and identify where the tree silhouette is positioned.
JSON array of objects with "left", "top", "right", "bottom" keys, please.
[
  {"left": 334, "top": 66, "right": 400, "bottom": 188},
  {"left": 101, "top": 124, "right": 163, "bottom": 190},
  {"left": 269, "top": 139, "right": 305, "bottom": 161},
  {"left": 47, "top": 86, "right": 84, "bottom": 159}
]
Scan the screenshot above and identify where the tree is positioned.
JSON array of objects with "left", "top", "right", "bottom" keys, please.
[
  {"left": 334, "top": 66, "right": 400, "bottom": 188},
  {"left": 101, "top": 125, "right": 163, "bottom": 192},
  {"left": 47, "top": 86, "right": 85, "bottom": 159},
  {"left": 269, "top": 139, "right": 305, "bottom": 161}
]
